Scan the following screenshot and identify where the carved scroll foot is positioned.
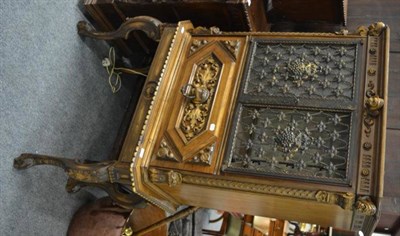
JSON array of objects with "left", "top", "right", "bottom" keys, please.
[
  {"left": 14, "top": 153, "right": 112, "bottom": 181},
  {"left": 13, "top": 153, "right": 37, "bottom": 169},
  {"left": 14, "top": 153, "right": 143, "bottom": 209},
  {"left": 77, "top": 16, "right": 163, "bottom": 41}
]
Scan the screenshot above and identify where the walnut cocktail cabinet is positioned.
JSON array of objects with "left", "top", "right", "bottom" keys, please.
[
  {"left": 14, "top": 18, "right": 389, "bottom": 235},
  {"left": 129, "top": 21, "right": 388, "bottom": 234}
]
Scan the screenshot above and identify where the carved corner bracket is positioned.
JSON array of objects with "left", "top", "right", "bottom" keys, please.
[
  {"left": 156, "top": 138, "right": 179, "bottom": 162},
  {"left": 149, "top": 168, "right": 182, "bottom": 187},
  {"left": 355, "top": 197, "right": 377, "bottom": 216},
  {"left": 190, "top": 39, "right": 209, "bottom": 55},
  {"left": 357, "top": 22, "right": 387, "bottom": 36},
  {"left": 185, "top": 144, "right": 215, "bottom": 165},
  {"left": 221, "top": 40, "right": 241, "bottom": 59}
]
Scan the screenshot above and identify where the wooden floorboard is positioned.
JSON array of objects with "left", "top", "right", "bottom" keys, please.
[
  {"left": 388, "top": 96, "right": 400, "bottom": 130},
  {"left": 346, "top": 1, "right": 400, "bottom": 232},
  {"left": 347, "top": 0, "right": 400, "bottom": 52},
  {"left": 387, "top": 52, "right": 400, "bottom": 129},
  {"left": 383, "top": 129, "right": 400, "bottom": 198},
  {"left": 389, "top": 53, "right": 400, "bottom": 96}
]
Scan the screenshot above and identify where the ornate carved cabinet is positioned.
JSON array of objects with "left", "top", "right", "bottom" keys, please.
[
  {"left": 14, "top": 18, "right": 389, "bottom": 235},
  {"left": 127, "top": 21, "right": 389, "bottom": 234}
]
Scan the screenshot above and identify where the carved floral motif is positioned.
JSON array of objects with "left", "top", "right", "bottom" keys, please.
[
  {"left": 222, "top": 40, "right": 241, "bottom": 58},
  {"left": 156, "top": 138, "right": 179, "bottom": 162},
  {"left": 185, "top": 144, "right": 215, "bottom": 165},
  {"left": 181, "top": 56, "right": 222, "bottom": 141},
  {"left": 190, "top": 39, "right": 208, "bottom": 54}
]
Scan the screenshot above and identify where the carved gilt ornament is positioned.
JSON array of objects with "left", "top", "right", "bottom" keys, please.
[
  {"left": 180, "top": 56, "right": 222, "bottom": 141},
  {"left": 156, "top": 138, "right": 179, "bottom": 162},
  {"left": 149, "top": 168, "right": 182, "bottom": 187},
  {"left": 185, "top": 144, "right": 215, "bottom": 165},
  {"left": 149, "top": 169, "right": 356, "bottom": 210},
  {"left": 355, "top": 197, "right": 377, "bottom": 216}
]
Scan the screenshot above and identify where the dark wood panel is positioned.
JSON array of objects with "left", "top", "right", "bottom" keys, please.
[
  {"left": 268, "top": 0, "right": 345, "bottom": 24},
  {"left": 383, "top": 129, "right": 400, "bottom": 197},
  {"left": 347, "top": 0, "right": 400, "bottom": 52}
]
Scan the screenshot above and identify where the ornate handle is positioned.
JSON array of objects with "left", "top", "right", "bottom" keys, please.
[
  {"left": 180, "top": 84, "right": 210, "bottom": 104},
  {"left": 365, "top": 95, "right": 384, "bottom": 117}
]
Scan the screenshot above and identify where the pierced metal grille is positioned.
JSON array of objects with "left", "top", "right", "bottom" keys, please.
[
  {"left": 244, "top": 41, "right": 358, "bottom": 101},
  {"left": 226, "top": 105, "right": 352, "bottom": 183},
  {"left": 223, "top": 38, "right": 362, "bottom": 184}
]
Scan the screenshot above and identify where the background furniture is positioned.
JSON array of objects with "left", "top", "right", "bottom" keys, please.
[
  {"left": 267, "top": 0, "right": 347, "bottom": 32},
  {"left": 82, "top": 0, "right": 348, "bottom": 57},
  {"left": 83, "top": 0, "right": 268, "bottom": 56}
]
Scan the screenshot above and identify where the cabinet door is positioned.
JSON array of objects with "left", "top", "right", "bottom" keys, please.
[
  {"left": 223, "top": 37, "right": 365, "bottom": 186},
  {"left": 150, "top": 36, "right": 246, "bottom": 173}
]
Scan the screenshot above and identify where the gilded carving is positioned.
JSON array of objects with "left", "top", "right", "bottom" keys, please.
[
  {"left": 156, "top": 138, "right": 179, "bottom": 162},
  {"left": 359, "top": 154, "right": 372, "bottom": 194},
  {"left": 357, "top": 22, "right": 386, "bottom": 36},
  {"left": 190, "top": 39, "right": 208, "bottom": 54},
  {"left": 355, "top": 197, "right": 377, "bottom": 216},
  {"left": 149, "top": 168, "right": 182, "bottom": 187},
  {"left": 357, "top": 26, "right": 369, "bottom": 37},
  {"left": 315, "top": 191, "right": 355, "bottom": 210},
  {"left": 368, "top": 22, "right": 386, "bottom": 36},
  {"left": 191, "top": 26, "right": 221, "bottom": 35},
  {"left": 185, "top": 144, "right": 215, "bottom": 165},
  {"left": 363, "top": 80, "right": 384, "bottom": 138},
  {"left": 143, "top": 81, "right": 158, "bottom": 99},
  {"left": 366, "top": 96, "right": 384, "bottom": 115},
  {"left": 180, "top": 56, "right": 222, "bottom": 141},
  {"left": 168, "top": 171, "right": 183, "bottom": 187},
  {"left": 182, "top": 175, "right": 316, "bottom": 200},
  {"left": 181, "top": 174, "right": 355, "bottom": 209},
  {"left": 121, "top": 226, "right": 133, "bottom": 236},
  {"left": 222, "top": 40, "right": 240, "bottom": 58}
]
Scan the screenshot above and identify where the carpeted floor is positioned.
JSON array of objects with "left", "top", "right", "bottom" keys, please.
[{"left": 0, "top": 1, "right": 137, "bottom": 235}]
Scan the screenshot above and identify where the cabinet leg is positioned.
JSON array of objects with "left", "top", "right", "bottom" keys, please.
[
  {"left": 14, "top": 153, "right": 142, "bottom": 209},
  {"left": 14, "top": 153, "right": 112, "bottom": 183}
]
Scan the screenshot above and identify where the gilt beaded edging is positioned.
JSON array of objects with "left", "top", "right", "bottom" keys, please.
[{"left": 130, "top": 24, "right": 181, "bottom": 212}]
